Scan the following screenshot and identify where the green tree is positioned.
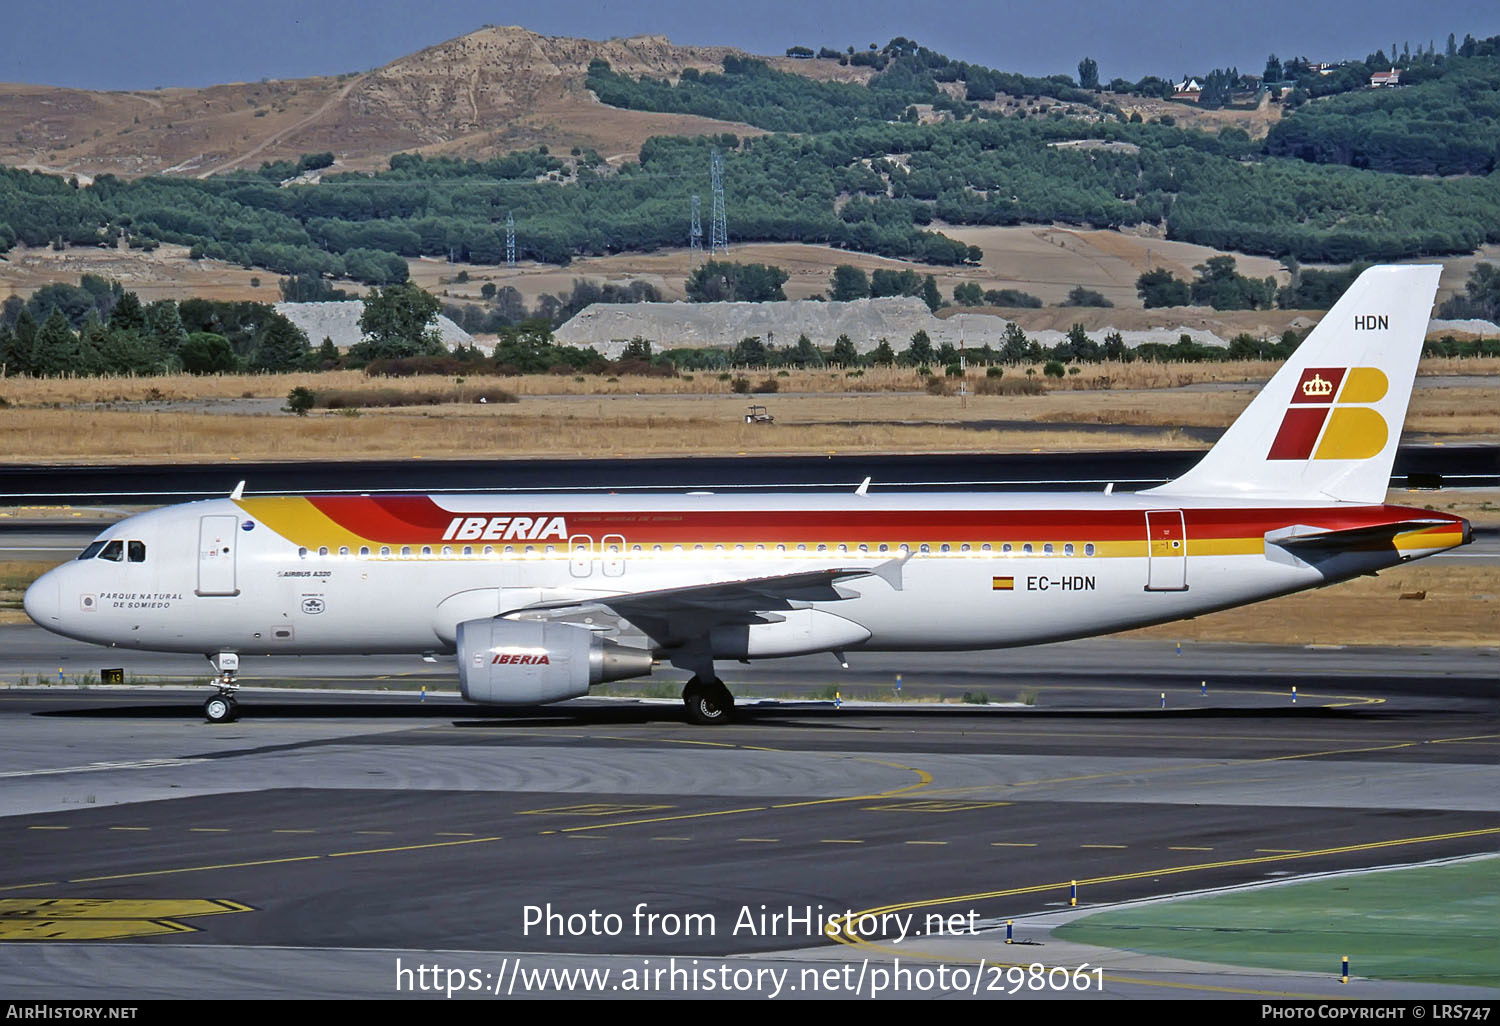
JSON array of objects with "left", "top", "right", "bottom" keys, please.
[
  {"left": 985, "top": 289, "right": 1042, "bottom": 308},
  {"left": 1136, "top": 269, "right": 1191, "bottom": 307},
  {"left": 0, "top": 324, "right": 21, "bottom": 375},
  {"left": 921, "top": 274, "right": 943, "bottom": 313},
  {"left": 1190, "top": 256, "right": 1275, "bottom": 310},
  {"left": 1078, "top": 57, "right": 1100, "bottom": 91},
  {"left": 686, "top": 261, "right": 788, "bottom": 302},
  {"left": 315, "top": 335, "right": 341, "bottom": 369},
  {"left": 1263, "top": 54, "right": 1283, "bottom": 83},
  {"left": 1061, "top": 285, "right": 1112, "bottom": 307},
  {"left": 904, "top": 329, "right": 935, "bottom": 365},
  {"left": 1438, "top": 262, "right": 1500, "bottom": 321},
  {"left": 731, "top": 335, "right": 768, "bottom": 365},
  {"left": 355, "top": 282, "right": 444, "bottom": 360},
  {"left": 787, "top": 333, "right": 820, "bottom": 367},
  {"left": 180, "top": 332, "right": 238, "bottom": 374},
  {"left": 1103, "top": 331, "right": 1129, "bottom": 361},
  {"left": 870, "top": 338, "right": 895, "bottom": 366},
  {"left": 1064, "top": 323, "right": 1101, "bottom": 361},
  {"left": 145, "top": 300, "right": 186, "bottom": 355},
  {"left": 279, "top": 274, "right": 349, "bottom": 303},
  {"left": 285, "top": 386, "right": 316, "bottom": 415},
  {"left": 952, "top": 282, "right": 984, "bottom": 306},
  {"left": 621, "top": 336, "right": 654, "bottom": 362},
  {"left": 253, "top": 314, "right": 312, "bottom": 371},
  {"left": 1001, "top": 323, "right": 1029, "bottom": 363},
  {"left": 831, "top": 333, "right": 859, "bottom": 366},
  {"left": 107, "top": 291, "right": 146, "bottom": 333},
  {"left": 830, "top": 265, "right": 871, "bottom": 301},
  {"left": 30, "top": 309, "right": 78, "bottom": 376}
]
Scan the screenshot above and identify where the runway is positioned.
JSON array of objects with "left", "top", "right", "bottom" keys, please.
[{"left": 1, "top": 638, "right": 1496, "bottom": 999}]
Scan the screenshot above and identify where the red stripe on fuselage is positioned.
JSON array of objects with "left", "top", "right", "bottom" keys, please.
[{"left": 297, "top": 496, "right": 1463, "bottom": 545}]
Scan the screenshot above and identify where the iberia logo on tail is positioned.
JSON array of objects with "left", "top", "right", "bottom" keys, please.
[{"left": 1267, "top": 366, "right": 1389, "bottom": 461}]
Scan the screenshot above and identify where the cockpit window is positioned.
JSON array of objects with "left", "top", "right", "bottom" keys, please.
[
  {"left": 77, "top": 541, "right": 106, "bottom": 560},
  {"left": 98, "top": 540, "right": 124, "bottom": 562},
  {"left": 128, "top": 541, "right": 146, "bottom": 563}
]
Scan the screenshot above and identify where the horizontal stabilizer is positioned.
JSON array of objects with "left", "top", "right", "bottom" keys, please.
[{"left": 1265, "top": 518, "right": 1453, "bottom": 551}]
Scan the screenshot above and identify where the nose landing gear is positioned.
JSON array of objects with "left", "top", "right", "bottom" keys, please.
[{"left": 204, "top": 652, "right": 240, "bottom": 724}]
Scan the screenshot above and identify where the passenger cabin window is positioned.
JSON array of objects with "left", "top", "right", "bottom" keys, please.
[
  {"left": 99, "top": 540, "right": 124, "bottom": 562},
  {"left": 1085, "top": 543, "right": 1096, "bottom": 556},
  {"left": 78, "top": 542, "right": 106, "bottom": 560},
  {"left": 128, "top": 541, "right": 146, "bottom": 563}
]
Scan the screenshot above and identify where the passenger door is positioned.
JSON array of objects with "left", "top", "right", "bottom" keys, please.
[
  {"left": 196, "top": 515, "right": 240, "bottom": 596},
  {"left": 1144, "top": 510, "right": 1188, "bottom": 592}
]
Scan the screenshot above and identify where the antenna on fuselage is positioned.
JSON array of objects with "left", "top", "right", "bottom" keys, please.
[
  {"left": 855, "top": 477, "right": 871, "bottom": 497},
  {"left": 230, "top": 480, "right": 246, "bottom": 500},
  {"left": 1103, "top": 482, "right": 1114, "bottom": 495}
]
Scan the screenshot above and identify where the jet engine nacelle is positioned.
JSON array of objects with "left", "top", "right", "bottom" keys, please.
[{"left": 456, "top": 618, "right": 653, "bottom": 705}]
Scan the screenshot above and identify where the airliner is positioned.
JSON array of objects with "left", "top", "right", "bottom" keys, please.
[{"left": 24, "top": 265, "right": 1470, "bottom": 724}]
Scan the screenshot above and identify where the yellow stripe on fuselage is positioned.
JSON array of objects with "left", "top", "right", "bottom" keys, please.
[{"left": 235, "top": 497, "right": 378, "bottom": 550}]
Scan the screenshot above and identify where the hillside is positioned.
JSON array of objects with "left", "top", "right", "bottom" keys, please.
[{"left": 0, "top": 26, "right": 774, "bottom": 177}]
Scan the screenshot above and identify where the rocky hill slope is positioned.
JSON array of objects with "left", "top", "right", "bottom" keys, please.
[{"left": 0, "top": 26, "right": 780, "bottom": 178}]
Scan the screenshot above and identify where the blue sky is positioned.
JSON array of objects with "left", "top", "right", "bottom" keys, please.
[{"left": 3, "top": 0, "right": 1497, "bottom": 91}]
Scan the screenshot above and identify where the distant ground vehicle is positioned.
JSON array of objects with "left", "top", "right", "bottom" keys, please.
[{"left": 744, "top": 405, "right": 774, "bottom": 424}]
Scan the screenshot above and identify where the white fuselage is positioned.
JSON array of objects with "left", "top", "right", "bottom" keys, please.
[{"left": 24, "top": 491, "right": 1466, "bottom": 667}]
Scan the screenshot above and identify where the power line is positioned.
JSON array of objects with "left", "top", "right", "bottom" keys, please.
[
  {"left": 689, "top": 194, "right": 702, "bottom": 257},
  {"left": 709, "top": 149, "right": 728, "bottom": 256}
]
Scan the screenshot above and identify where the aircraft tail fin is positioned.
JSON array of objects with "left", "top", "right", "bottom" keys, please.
[{"left": 1145, "top": 264, "right": 1441, "bottom": 504}]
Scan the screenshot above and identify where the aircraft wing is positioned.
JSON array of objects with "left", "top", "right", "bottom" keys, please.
[{"left": 508, "top": 557, "right": 907, "bottom": 642}]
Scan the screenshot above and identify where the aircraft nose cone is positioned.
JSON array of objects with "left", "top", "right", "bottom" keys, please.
[{"left": 23, "top": 571, "right": 60, "bottom": 626}]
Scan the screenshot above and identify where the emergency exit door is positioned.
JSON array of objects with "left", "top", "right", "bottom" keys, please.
[
  {"left": 196, "top": 515, "right": 240, "bottom": 596},
  {"left": 1144, "top": 510, "right": 1188, "bottom": 591}
]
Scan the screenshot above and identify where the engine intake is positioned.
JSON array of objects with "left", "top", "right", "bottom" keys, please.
[{"left": 457, "top": 618, "right": 653, "bottom": 706}]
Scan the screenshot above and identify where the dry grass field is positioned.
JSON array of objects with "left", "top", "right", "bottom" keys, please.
[{"left": 0, "top": 357, "right": 1495, "bottom": 463}]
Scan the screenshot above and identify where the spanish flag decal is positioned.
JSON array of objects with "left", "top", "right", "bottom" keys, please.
[{"left": 992, "top": 576, "right": 1015, "bottom": 591}]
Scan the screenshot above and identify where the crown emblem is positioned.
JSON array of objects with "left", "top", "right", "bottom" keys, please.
[{"left": 1302, "top": 373, "right": 1333, "bottom": 397}]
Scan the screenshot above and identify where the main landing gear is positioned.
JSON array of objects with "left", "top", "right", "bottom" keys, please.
[
  {"left": 204, "top": 652, "right": 240, "bottom": 724},
  {"left": 682, "top": 677, "right": 735, "bottom": 726}
]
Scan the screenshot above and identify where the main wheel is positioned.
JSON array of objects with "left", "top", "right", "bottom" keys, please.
[
  {"left": 204, "top": 695, "right": 238, "bottom": 723},
  {"left": 682, "top": 678, "right": 735, "bottom": 726}
]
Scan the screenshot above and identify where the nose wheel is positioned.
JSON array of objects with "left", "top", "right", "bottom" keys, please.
[
  {"left": 204, "top": 652, "right": 240, "bottom": 724},
  {"left": 682, "top": 677, "right": 735, "bottom": 725},
  {"left": 204, "top": 694, "right": 238, "bottom": 723}
]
